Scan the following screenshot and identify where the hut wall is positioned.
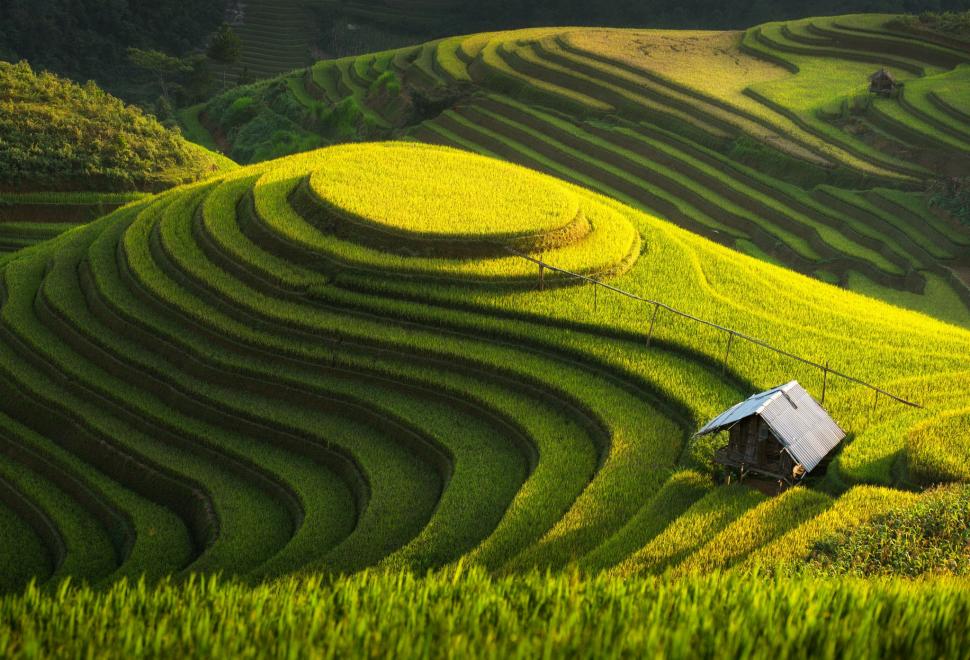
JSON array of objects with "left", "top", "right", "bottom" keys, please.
[
  {"left": 764, "top": 431, "right": 782, "bottom": 464},
  {"left": 728, "top": 425, "right": 743, "bottom": 453},
  {"left": 719, "top": 417, "right": 805, "bottom": 482},
  {"left": 743, "top": 418, "right": 760, "bottom": 463}
]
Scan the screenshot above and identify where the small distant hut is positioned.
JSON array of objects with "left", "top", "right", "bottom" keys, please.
[
  {"left": 869, "top": 68, "right": 898, "bottom": 96},
  {"left": 694, "top": 381, "right": 846, "bottom": 486}
]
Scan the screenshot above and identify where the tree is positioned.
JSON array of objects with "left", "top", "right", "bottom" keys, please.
[
  {"left": 207, "top": 23, "right": 242, "bottom": 89},
  {"left": 178, "top": 54, "right": 215, "bottom": 105},
  {"left": 127, "top": 48, "right": 193, "bottom": 103}
]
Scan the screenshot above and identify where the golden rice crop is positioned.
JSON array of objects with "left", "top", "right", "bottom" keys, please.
[
  {"left": 675, "top": 487, "right": 833, "bottom": 573},
  {"left": 906, "top": 408, "right": 970, "bottom": 485},
  {"left": 5, "top": 569, "right": 968, "bottom": 658},
  {"left": 744, "top": 486, "right": 920, "bottom": 572},
  {"left": 613, "top": 485, "right": 765, "bottom": 576},
  {"left": 307, "top": 142, "right": 580, "bottom": 239}
]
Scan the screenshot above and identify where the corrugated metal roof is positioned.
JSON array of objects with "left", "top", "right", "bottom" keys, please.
[{"left": 695, "top": 381, "right": 846, "bottom": 472}]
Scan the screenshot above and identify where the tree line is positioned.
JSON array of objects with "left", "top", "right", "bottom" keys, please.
[
  {"left": 458, "top": 0, "right": 970, "bottom": 30},
  {"left": 0, "top": 0, "right": 228, "bottom": 102}
]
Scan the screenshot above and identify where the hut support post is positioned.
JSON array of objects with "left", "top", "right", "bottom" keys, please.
[
  {"left": 722, "top": 332, "right": 735, "bottom": 375},
  {"left": 821, "top": 361, "right": 829, "bottom": 403},
  {"left": 646, "top": 304, "right": 660, "bottom": 347}
]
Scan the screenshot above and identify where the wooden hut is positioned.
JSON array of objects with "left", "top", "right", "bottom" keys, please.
[
  {"left": 694, "top": 381, "right": 846, "bottom": 485},
  {"left": 869, "top": 68, "right": 898, "bottom": 96}
]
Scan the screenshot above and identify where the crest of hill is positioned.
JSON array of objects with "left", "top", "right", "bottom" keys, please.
[{"left": 0, "top": 61, "right": 234, "bottom": 193}]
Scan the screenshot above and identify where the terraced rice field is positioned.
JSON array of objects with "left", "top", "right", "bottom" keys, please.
[
  {"left": 0, "top": 192, "right": 147, "bottom": 255},
  {"left": 186, "top": 13, "right": 970, "bottom": 326},
  {"left": 5, "top": 13, "right": 970, "bottom": 654},
  {"left": 1, "top": 141, "right": 968, "bottom": 600},
  {"left": 342, "top": 0, "right": 463, "bottom": 33},
  {"left": 225, "top": 0, "right": 321, "bottom": 81}
]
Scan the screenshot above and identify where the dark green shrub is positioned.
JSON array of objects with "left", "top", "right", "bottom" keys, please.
[
  {"left": 222, "top": 96, "right": 256, "bottom": 128},
  {"left": 890, "top": 11, "right": 970, "bottom": 37},
  {"left": 319, "top": 97, "right": 371, "bottom": 142},
  {"left": 370, "top": 71, "right": 401, "bottom": 97},
  {"left": 929, "top": 177, "right": 970, "bottom": 226},
  {"left": 265, "top": 82, "right": 314, "bottom": 126},
  {"left": 229, "top": 108, "right": 324, "bottom": 163},
  {"left": 725, "top": 136, "right": 868, "bottom": 189}
]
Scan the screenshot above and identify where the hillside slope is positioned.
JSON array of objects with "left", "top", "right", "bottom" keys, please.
[
  {"left": 183, "top": 15, "right": 970, "bottom": 326},
  {"left": 0, "top": 141, "right": 967, "bottom": 595},
  {"left": 0, "top": 61, "right": 234, "bottom": 254}
]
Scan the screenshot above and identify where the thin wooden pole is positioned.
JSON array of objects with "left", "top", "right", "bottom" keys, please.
[
  {"left": 539, "top": 263, "right": 544, "bottom": 291},
  {"left": 646, "top": 303, "right": 660, "bottom": 347},
  {"left": 722, "top": 332, "right": 735, "bottom": 375},
  {"left": 865, "top": 388, "right": 880, "bottom": 429},
  {"left": 593, "top": 283, "right": 598, "bottom": 312},
  {"left": 821, "top": 360, "right": 830, "bottom": 403}
]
